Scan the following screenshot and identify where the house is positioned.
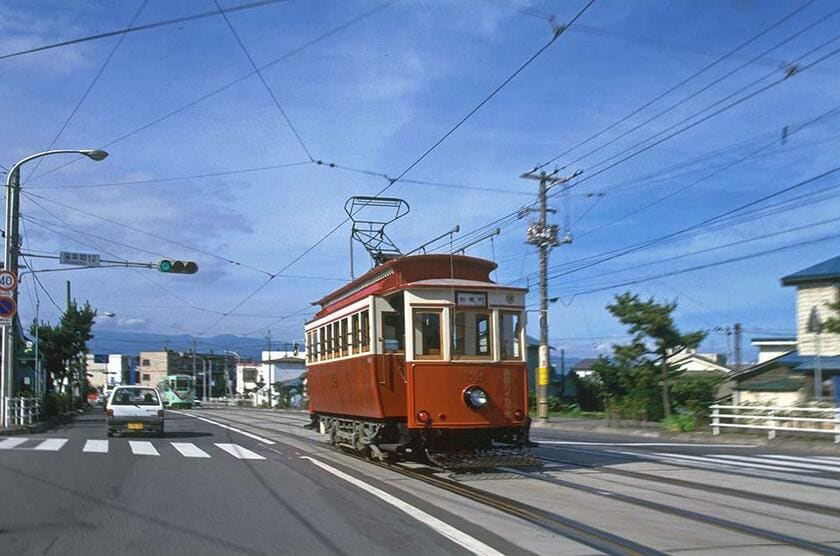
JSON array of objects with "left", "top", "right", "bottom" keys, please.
[
  {"left": 236, "top": 350, "right": 306, "bottom": 406},
  {"left": 525, "top": 336, "right": 571, "bottom": 396},
  {"left": 571, "top": 358, "right": 599, "bottom": 379},
  {"left": 729, "top": 255, "right": 840, "bottom": 404},
  {"left": 751, "top": 337, "right": 798, "bottom": 364},
  {"left": 85, "top": 354, "right": 130, "bottom": 391},
  {"left": 669, "top": 348, "right": 731, "bottom": 373}
]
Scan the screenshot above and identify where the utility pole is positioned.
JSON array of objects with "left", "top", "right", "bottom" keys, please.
[
  {"left": 733, "top": 322, "right": 742, "bottom": 371},
  {"left": 1, "top": 167, "right": 20, "bottom": 426},
  {"left": 521, "top": 168, "right": 580, "bottom": 422}
]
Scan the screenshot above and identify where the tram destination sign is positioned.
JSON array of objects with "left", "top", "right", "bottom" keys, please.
[
  {"left": 456, "top": 291, "right": 487, "bottom": 307},
  {"left": 60, "top": 251, "right": 101, "bottom": 267}
]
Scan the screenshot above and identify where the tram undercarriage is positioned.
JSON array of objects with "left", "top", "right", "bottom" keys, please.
[{"left": 314, "top": 414, "right": 541, "bottom": 469}]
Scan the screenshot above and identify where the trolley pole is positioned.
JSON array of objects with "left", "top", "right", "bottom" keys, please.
[{"left": 521, "top": 169, "right": 580, "bottom": 423}]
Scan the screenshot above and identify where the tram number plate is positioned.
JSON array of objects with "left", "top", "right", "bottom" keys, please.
[{"left": 127, "top": 423, "right": 144, "bottom": 431}]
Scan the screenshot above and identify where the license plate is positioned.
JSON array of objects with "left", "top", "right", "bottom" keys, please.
[{"left": 127, "top": 423, "right": 144, "bottom": 431}]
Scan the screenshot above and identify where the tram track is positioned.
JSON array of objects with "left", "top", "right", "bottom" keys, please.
[
  {"left": 190, "top": 409, "right": 840, "bottom": 555},
  {"left": 186, "top": 410, "right": 665, "bottom": 555},
  {"left": 537, "top": 449, "right": 840, "bottom": 519},
  {"left": 504, "top": 462, "right": 840, "bottom": 555}
]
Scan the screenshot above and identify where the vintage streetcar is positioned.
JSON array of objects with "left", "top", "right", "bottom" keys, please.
[{"left": 305, "top": 253, "right": 536, "bottom": 469}]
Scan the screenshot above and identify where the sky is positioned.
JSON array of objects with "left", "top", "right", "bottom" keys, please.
[{"left": 1, "top": 0, "right": 838, "bottom": 361}]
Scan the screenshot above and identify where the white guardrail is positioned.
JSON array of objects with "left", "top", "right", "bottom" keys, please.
[
  {"left": 5, "top": 397, "right": 42, "bottom": 427},
  {"left": 710, "top": 404, "right": 840, "bottom": 443}
]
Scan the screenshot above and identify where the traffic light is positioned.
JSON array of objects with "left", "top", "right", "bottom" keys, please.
[{"left": 157, "top": 259, "right": 198, "bottom": 274}]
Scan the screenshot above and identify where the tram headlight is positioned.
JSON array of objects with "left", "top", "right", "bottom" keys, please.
[{"left": 464, "top": 386, "right": 489, "bottom": 409}]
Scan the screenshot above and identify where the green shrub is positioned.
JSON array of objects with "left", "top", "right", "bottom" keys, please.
[
  {"left": 663, "top": 414, "right": 696, "bottom": 432},
  {"left": 671, "top": 372, "right": 726, "bottom": 418}
]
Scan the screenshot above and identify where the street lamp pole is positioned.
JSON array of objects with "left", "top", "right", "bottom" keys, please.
[
  {"left": 1, "top": 149, "right": 108, "bottom": 428},
  {"left": 224, "top": 350, "right": 241, "bottom": 404}
]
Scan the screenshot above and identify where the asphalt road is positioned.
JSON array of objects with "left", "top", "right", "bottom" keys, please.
[
  {"left": 0, "top": 408, "right": 528, "bottom": 556},
  {"left": 4, "top": 407, "right": 840, "bottom": 555}
]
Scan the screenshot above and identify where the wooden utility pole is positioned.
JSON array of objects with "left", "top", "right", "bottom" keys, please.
[{"left": 521, "top": 169, "right": 580, "bottom": 422}]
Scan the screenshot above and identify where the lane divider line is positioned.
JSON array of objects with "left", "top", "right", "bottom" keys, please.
[
  {"left": 170, "top": 411, "right": 276, "bottom": 445},
  {"left": 300, "top": 456, "right": 504, "bottom": 556}
]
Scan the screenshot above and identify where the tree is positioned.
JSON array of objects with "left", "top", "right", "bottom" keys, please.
[
  {"left": 605, "top": 292, "right": 706, "bottom": 419},
  {"left": 592, "top": 340, "right": 663, "bottom": 420},
  {"left": 824, "top": 291, "right": 840, "bottom": 334},
  {"left": 30, "top": 301, "right": 97, "bottom": 403}
]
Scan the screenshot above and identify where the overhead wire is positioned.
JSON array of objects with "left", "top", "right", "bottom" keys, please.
[
  {"left": 531, "top": 0, "right": 817, "bottom": 171},
  {"left": 0, "top": 0, "right": 287, "bottom": 62},
  {"left": 211, "top": 0, "right": 314, "bottom": 161},
  {"left": 23, "top": 1, "right": 149, "bottom": 183},
  {"left": 202, "top": 0, "right": 599, "bottom": 337},
  {"left": 25, "top": 1, "right": 396, "bottom": 185}
]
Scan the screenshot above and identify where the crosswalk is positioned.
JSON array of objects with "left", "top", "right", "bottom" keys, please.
[
  {"left": 641, "top": 451, "right": 840, "bottom": 478},
  {"left": 0, "top": 437, "right": 267, "bottom": 461}
]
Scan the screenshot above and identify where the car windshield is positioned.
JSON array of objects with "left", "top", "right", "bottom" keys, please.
[{"left": 111, "top": 388, "right": 159, "bottom": 406}]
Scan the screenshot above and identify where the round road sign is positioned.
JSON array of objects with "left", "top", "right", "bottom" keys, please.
[
  {"left": 0, "top": 270, "right": 17, "bottom": 292},
  {"left": 0, "top": 295, "right": 16, "bottom": 318}
]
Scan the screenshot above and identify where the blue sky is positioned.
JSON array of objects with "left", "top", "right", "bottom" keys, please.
[{"left": 1, "top": 0, "right": 838, "bottom": 360}]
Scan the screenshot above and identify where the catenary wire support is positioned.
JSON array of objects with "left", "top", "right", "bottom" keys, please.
[{"left": 345, "top": 196, "right": 409, "bottom": 276}]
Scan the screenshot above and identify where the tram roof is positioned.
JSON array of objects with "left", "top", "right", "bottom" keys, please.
[{"left": 312, "top": 254, "right": 522, "bottom": 317}]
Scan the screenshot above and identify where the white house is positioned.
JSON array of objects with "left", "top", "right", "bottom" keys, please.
[
  {"left": 235, "top": 350, "right": 306, "bottom": 406},
  {"left": 85, "top": 354, "right": 130, "bottom": 391},
  {"left": 669, "top": 348, "right": 731, "bottom": 373}
]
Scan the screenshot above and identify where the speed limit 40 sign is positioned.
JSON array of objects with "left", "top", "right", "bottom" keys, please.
[{"left": 0, "top": 270, "right": 16, "bottom": 292}]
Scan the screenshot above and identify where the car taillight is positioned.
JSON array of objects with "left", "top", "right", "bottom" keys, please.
[
  {"left": 106, "top": 409, "right": 113, "bottom": 417},
  {"left": 157, "top": 410, "right": 164, "bottom": 418}
]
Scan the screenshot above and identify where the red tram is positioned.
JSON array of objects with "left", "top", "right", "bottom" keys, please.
[{"left": 305, "top": 254, "right": 535, "bottom": 468}]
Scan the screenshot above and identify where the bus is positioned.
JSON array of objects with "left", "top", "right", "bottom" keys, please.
[{"left": 157, "top": 374, "right": 196, "bottom": 409}]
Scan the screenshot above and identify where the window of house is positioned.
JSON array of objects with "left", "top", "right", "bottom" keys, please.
[
  {"left": 141, "top": 359, "right": 150, "bottom": 366},
  {"left": 452, "top": 310, "right": 492, "bottom": 359},
  {"left": 340, "top": 318, "right": 349, "bottom": 357},
  {"left": 360, "top": 310, "right": 370, "bottom": 351},
  {"left": 500, "top": 311, "right": 523, "bottom": 360},
  {"left": 141, "top": 373, "right": 151, "bottom": 382},
  {"left": 413, "top": 310, "right": 442, "bottom": 359},
  {"left": 243, "top": 368, "right": 258, "bottom": 382}
]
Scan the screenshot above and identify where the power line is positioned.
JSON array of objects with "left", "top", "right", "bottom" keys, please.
[
  {"left": 23, "top": 1, "right": 150, "bottom": 183},
  {"left": 202, "top": 1, "right": 599, "bottom": 337},
  {"left": 25, "top": 1, "right": 396, "bottom": 185},
  {"left": 560, "top": 7, "right": 840, "bottom": 172},
  {"left": 532, "top": 0, "right": 817, "bottom": 171},
  {"left": 23, "top": 191, "right": 273, "bottom": 276},
  {"left": 0, "top": 0, "right": 287, "bottom": 62},
  {"left": 212, "top": 0, "right": 314, "bottom": 161}
]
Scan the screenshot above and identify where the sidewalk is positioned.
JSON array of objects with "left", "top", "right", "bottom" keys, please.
[
  {"left": 0, "top": 408, "right": 85, "bottom": 437},
  {"left": 531, "top": 416, "right": 840, "bottom": 452}
]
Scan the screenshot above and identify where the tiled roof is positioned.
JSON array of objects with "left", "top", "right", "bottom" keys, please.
[{"left": 781, "top": 255, "right": 840, "bottom": 286}]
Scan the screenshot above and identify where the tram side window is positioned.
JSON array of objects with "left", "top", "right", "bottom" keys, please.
[
  {"left": 452, "top": 310, "right": 492, "bottom": 359},
  {"left": 340, "top": 319, "right": 349, "bottom": 357},
  {"left": 382, "top": 312, "right": 405, "bottom": 353},
  {"left": 413, "top": 310, "right": 442, "bottom": 359},
  {"left": 351, "top": 313, "right": 360, "bottom": 354},
  {"left": 500, "top": 312, "right": 523, "bottom": 360},
  {"left": 360, "top": 310, "right": 370, "bottom": 351},
  {"left": 323, "top": 325, "right": 331, "bottom": 359},
  {"left": 333, "top": 321, "right": 341, "bottom": 358}
]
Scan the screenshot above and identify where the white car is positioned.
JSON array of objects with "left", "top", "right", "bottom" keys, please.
[{"left": 106, "top": 386, "right": 165, "bottom": 437}]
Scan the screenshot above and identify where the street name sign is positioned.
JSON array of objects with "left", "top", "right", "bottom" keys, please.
[
  {"left": 60, "top": 251, "right": 101, "bottom": 267},
  {"left": 0, "top": 270, "right": 17, "bottom": 292},
  {"left": 0, "top": 295, "right": 16, "bottom": 326}
]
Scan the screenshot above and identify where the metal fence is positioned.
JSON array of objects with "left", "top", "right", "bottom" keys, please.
[
  {"left": 5, "top": 397, "right": 42, "bottom": 427},
  {"left": 710, "top": 404, "right": 840, "bottom": 443}
]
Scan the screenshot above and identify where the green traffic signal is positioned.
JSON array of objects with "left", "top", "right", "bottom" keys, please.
[{"left": 157, "top": 259, "right": 198, "bottom": 274}]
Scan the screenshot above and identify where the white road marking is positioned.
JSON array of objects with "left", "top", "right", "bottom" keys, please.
[
  {"left": 0, "top": 437, "right": 29, "bottom": 449},
  {"left": 537, "top": 440, "right": 757, "bottom": 448},
  {"left": 713, "top": 454, "right": 840, "bottom": 473},
  {"left": 83, "top": 440, "right": 109, "bottom": 453},
  {"left": 171, "top": 411, "right": 275, "bottom": 445},
  {"left": 653, "top": 452, "right": 818, "bottom": 474},
  {"left": 171, "top": 442, "right": 211, "bottom": 458},
  {"left": 129, "top": 441, "right": 159, "bottom": 456},
  {"left": 302, "top": 456, "right": 504, "bottom": 556},
  {"left": 814, "top": 456, "right": 840, "bottom": 463},
  {"left": 33, "top": 438, "right": 68, "bottom": 451},
  {"left": 215, "top": 443, "right": 265, "bottom": 460}
]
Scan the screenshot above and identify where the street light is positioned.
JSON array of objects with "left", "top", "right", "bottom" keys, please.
[
  {"left": 224, "top": 350, "right": 241, "bottom": 404},
  {"left": 1, "top": 148, "right": 109, "bottom": 428}
]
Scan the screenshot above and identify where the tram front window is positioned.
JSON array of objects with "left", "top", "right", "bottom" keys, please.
[
  {"left": 452, "top": 310, "right": 492, "bottom": 359},
  {"left": 413, "top": 310, "right": 442, "bottom": 359},
  {"left": 382, "top": 312, "right": 405, "bottom": 353}
]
